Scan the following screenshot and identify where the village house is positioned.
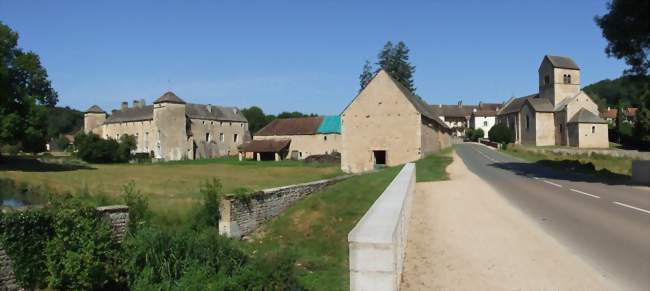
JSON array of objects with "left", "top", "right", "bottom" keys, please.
[
  {"left": 340, "top": 69, "right": 452, "bottom": 173},
  {"left": 84, "top": 91, "right": 250, "bottom": 161},
  {"left": 496, "top": 55, "right": 608, "bottom": 148},
  {"left": 469, "top": 102, "right": 502, "bottom": 138},
  {"left": 600, "top": 107, "right": 638, "bottom": 124},
  {"left": 430, "top": 101, "right": 501, "bottom": 137},
  {"left": 238, "top": 116, "right": 341, "bottom": 161}
]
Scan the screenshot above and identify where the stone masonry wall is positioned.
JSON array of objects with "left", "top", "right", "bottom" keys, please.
[
  {"left": 219, "top": 175, "right": 350, "bottom": 239},
  {"left": 0, "top": 205, "right": 128, "bottom": 290},
  {"left": 515, "top": 145, "right": 650, "bottom": 160}
]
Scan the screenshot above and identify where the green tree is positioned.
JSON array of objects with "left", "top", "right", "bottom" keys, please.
[
  {"left": 0, "top": 22, "right": 58, "bottom": 154},
  {"left": 595, "top": 0, "right": 650, "bottom": 75},
  {"left": 359, "top": 60, "right": 374, "bottom": 90},
  {"left": 241, "top": 106, "right": 270, "bottom": 134},
  {"left": 276, "top": 111, "right": 316, "bottom": 118},
  {"left": 376, "top": 41, "right": 416, "bottom": 92},
  {"left": 488, "top": 123, "right": 513, "bottom": 145}
]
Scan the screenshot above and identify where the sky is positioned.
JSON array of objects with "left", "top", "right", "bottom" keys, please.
[{"left": 0, "top": 0, "right": 627, "bottom": 115}]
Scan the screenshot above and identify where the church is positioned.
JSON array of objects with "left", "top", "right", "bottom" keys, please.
[{"left": 496, "top": 55, "right": 608, "bottom": 148}]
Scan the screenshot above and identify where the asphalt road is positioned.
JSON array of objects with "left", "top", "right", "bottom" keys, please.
[{"left": 455, "top": 143, "right": 650, "bottom": 291}]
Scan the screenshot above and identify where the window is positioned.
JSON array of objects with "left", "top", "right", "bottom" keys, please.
[
  {"left": 567, "top": 74, "right": 572, "bottom": 84},
  {"left": 219, "top": 133, "right": 224, "bottom": 142},
  {"left": 592, "top": 126, "right": 595, "bottom": 134},
  {"left": 145, "top": 132, "right": 149, "bottom": 150},
  {"left": 483, "top": 121, "right": 488, "bottom": 127},
  {"left": 206, "top": 133, "right": 211, "bottom": 142},
  {"left": 559, "top": 124, "right": 563, "bottom": 133},
  {"left": 324, "top": 136, "right": 328, "bottom": 141},
  {"left": 233, "top": 134, "right": 238, "bottom": 143},
  {"left": 544, "top": 75, "right": 550, "bottom": 85}
]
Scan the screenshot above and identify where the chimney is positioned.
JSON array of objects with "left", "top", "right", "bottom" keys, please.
[
  {"left": 121, "top": 101, "right": 128, "bottom": 111},
  {"left": 478, "top": 101, "right": 483, "bottom": 109},
  {"left": 140, "top": 99, "right": 145, "bottom": 107},
  {"left": 133, "top": 100, "right": 140, "bottom": 108},
  {"left": 458, "top": 100, "right": 462, "bottom": 107},
  {"left": 207, "top": 104, "right": 212, "bottom": 113},
  {"left": 438, "top": 104, "right": 442, "bottom": 108}
]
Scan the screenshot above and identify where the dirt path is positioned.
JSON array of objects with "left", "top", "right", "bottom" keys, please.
[{"left": 401, "top": 151, "right": 615, "bottom": 291}]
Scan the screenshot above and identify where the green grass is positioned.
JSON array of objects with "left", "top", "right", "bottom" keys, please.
[
  {"left": 502, "top": 146, "right": 632, "bottom": 178},
  {"left": 244, "top": 150, "right": 454, "bottom": 290},
  {"left": 415, "top": 147, "right": 453, "bottom": 182},
  {"left": 0, "top": 156, "right": 342, "bottom": 216}
]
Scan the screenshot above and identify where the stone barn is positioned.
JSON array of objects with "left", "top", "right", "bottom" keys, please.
[{"left": 340, "top": 69, "right": 452, "bottom": 173}]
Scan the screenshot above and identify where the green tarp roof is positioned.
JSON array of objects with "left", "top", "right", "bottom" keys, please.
[{"left": 317, "top": 115, "right": 341, "bottom": 134}]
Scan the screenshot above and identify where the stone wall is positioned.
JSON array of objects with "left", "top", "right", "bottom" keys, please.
[
  {"left": 219, "top": 175, "right": 349, "bottom": 239},
  {"left": 514, "top": 145, "right": 650, "bottom": 160},
  {"left": 0, "top": 205, "right": 128, "bottom": 290}
]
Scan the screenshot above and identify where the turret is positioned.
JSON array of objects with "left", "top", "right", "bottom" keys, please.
[
  {"left": 153, "top": 91, "right": 187, "bottom": 160},
  {"left": 84, "top": 105, "right": 106, "bottom": 135}
]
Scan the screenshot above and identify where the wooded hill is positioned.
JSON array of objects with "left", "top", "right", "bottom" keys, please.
[{"left": 583, "top": 75, "right": 649, "bottom": 110}]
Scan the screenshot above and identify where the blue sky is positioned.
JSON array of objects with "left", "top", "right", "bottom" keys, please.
[{"left": 0, "top": 0, "right": 627, "bottom": 115}]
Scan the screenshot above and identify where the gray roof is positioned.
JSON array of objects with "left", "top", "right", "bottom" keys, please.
[
  {"left": 382, "top": 70, "right": 450, "bottom": 130},
  {"left": 527, "top": 97, "right": 554, "bottom": 112},
  {"left": 545, "top": 55, "right": 580, "bottom": 70},
  {"left": 497, "top": 94, "right": 553, "bottom": 115},
  {"left": 154, "top": 91, "right": 186, "bottom": 104},
  {"left": 186, "top": 103, "right": 247, "bottom": 122},
  {"left": 429, "top": 104, "right": 476, "bottom": 118},
  {"left": 568, "top": 108, "right": 607, "bottom": 124},
  {"left": 105, "top": 105, "right": 154, "bottom": 124},
  {"left": 86, "top": 105, "right": 105, "bottom": 113},
  {"left": 104, "top": 103, "right": 247, "bottom": 124}
]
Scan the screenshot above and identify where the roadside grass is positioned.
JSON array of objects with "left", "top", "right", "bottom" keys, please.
[
  {"left": 502, "top": 146, "right": 632, "bottom": 179},
  {"left": 415, "top": 147, "right": 453, "bottom": 182},
  {"left": 0, "top": 156, "right": 342, "bottom": 217},
  {"left": 244, "top": 150, "right": 454, "bottom": 290}
]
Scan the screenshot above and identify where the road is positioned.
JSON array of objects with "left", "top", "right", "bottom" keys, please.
[{"left": 455, "top": 143, "right": 650, "bottom": 291}]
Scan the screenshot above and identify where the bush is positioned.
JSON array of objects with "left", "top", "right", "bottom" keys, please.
[
  {"left": 45, "top": 207, "right": 119, "bottom": 290},
  {"left": 122, "top": 181, "right": 152, "bottom": 232},
  {"left": 53, "top": 135, "right": 70, "bottom": 151},
  {"left": 470, "top": 128, "right": 484, "bottom": 142},
  {"left": 194, "top": 178, "right": 223, "bottom": 229},
  {"left": 0, "top": 210, "right": 54, "bottom": 289},
  {"left": 488, "top": 123, "right": 513, "bottom": 144},
  {"left": 74, "top": 132, "right": 136, "bottom": 163}
]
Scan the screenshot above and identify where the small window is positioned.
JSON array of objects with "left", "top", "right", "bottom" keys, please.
[
  {"left": 544, "top": 75, "right": 550, "bottom": 85},
  {"left": 592, "top": 126, "right": 595, "bottom": 134},
  {"left": 324, "top": 136, "right": 328, "bottom": 141},
  {"left": 206, "top": 133, "right": 210, "bottom": 142},
  {"left": 526, "top": 115, "right": 530, "bottom": 130},
  {"left": 560, "top": 124, "right": 563, "bottom": 133},
  {"left": 233, "top": 134, "right": 238, "bottom": 143},
  {"left": 483, "top": 121, "right": 488, "bottom": 127},
  {"left": 219, "top": 133, "right": 224, "bottom": 142},
  {"left": 567, "top": 75, "right": 572, "bottom": 84}
]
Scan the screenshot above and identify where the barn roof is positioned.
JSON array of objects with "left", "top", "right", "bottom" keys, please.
[
  {"left": 255, "top": 117, "right": 324, "bottom": 136},
  {"left": 317, "top": 116, "right": 341, "bottom": 134},
  {"left": 238, "top": 139, "right": 291, "bottom": 153}
]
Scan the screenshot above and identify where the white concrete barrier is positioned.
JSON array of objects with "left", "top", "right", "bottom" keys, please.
[{"left": 348, "top": 163, "right": 416, "bottom": 291}]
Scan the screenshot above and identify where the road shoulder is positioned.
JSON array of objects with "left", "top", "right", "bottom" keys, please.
[{"left": 401, "top": 151, "right": 615, "bottom": 290}]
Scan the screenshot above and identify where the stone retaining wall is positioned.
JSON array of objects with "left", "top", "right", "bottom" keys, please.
[
  {"left": 515, "top": 145, "right": 650, "bottom": 160},
  {"left": 0, "top": 205, "right": 128, "bottom": 290},
  {"left": 219, "top": 175, "right": 350, "bottom": 239}
]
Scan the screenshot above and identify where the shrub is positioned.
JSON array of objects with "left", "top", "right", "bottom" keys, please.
[
  {"left": 471, "top": 128, "right": 485, "bottom": 142},
  {"left": 122, "top": 181, "right": 152, "bottom": 232},
  {"left": 0, "top": 143, "right": 20, "bottom": 156},
  {"left": 0, "top": 210, "right": 54, "bottom": 289},
  {"left": 53, "top": 135, "right": 70, "bottom": 151},
  {"left": 194, "top": 178, "right": 223, "bottom": 229},
  {"left": 488, "top": 123, "right": 513, "bottom": 144},
  {"left": 74, "top": 132, "right": 136, "bottom": 163},
  {"left": 45, "top": 207, "right": 119, "bottom": 290}
]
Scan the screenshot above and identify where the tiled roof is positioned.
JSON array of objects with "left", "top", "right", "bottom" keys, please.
[
  {"left": 473, "top": 110, "right": 497, "bottom": 117},
  {"left": 429, "top": 104, "right": 475, "bottom": 118},
  {"left": 154, "top": 91, "right": 186, "bottom": 104},
  {"left": 568, "top": 108, "right": 607, "bottom": 124},
  {"left": 255, "top": 117, "right": 324, "bottom": 136},
  {"left": 545, "top": 55, "right": 580, "bottom": 70},
  {"left": 600, "top": 108, "right": 617, "bottom": 119},
  {"left": 527, "top": 97, "right": 554, "bottom": 112},
  {"left": 104, "top": 103, "right": 247, "bottom": 124},
  {"left": 105, "top": 105, "right": 154, "bottom": 124},
  {"left": 86, "top": 105, "right": 105, "bottom": 113},
  {"left": 239, "top": 139, "right": 291, "bottom": 153},
  {"left": 497, "top": 94, "right": 553, "bottom": 114}
]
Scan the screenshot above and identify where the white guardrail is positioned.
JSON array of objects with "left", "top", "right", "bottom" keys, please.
[{"left": 348, "top": 163, "right": 416, "bottom": 291}]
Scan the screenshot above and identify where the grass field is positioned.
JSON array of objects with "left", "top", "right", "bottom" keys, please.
[
  {"left": 244, "top": 150, "right": 453, "bottom": 290},
  {"left": 0, "top": 156, "right": 342, "bottom": 214},
  {"left": 502, "top": 146, "right": 632, "bottom": 178}
]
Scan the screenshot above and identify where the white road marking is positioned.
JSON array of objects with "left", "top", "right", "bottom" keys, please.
[
  {"left": 542, "top": 180, "right": 563, "bottom": 188},
  {"left": 613, "top": 202, "right": 650, "bottom": 215},
  {"left": 570, "top": 188, "right": 600, "bottom": 199},
  {"left": 475, "top": 149, "right": 500, "bottom": 163}
]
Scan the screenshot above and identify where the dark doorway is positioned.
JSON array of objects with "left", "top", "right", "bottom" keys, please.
[
  {"left": 260, "top": 152, "right": 275, "bottom": 161},
  {"left": 373, "top": 150, "right": 386, "bottom": 168}
]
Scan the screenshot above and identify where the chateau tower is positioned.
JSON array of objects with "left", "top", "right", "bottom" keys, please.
[
  {"left": 538, "top": 55, "right": 581, "bottom": 108},
  {"left": 153, "top": 91, "right": 188, "bottom": 160},
  {"left": 84, "top": 105, "right": 106, "bottom": 135}
]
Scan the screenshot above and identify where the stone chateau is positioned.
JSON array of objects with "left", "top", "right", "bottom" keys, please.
[
  {"left": 84, "top": 91, "right": 250, "bottom": 161},
  {"left": 497, "top": 55, "right": 609, "bottom": 148}
]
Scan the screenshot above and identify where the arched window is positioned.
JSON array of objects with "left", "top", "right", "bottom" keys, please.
[
  {"left": 567, "top": 74, "right": 572, "bottom": 84},
  {"left": 526, "top": 115, "right": 530, "bottom": 130},
  {"left": 592, "top": 126, "right": 595, "bottom": 134}
]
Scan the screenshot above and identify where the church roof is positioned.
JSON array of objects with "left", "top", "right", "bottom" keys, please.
[
  {"left": 86, "top": 105, "right": 105, "bottom": 113},
  {"left": 154, "top": 91, "right": 186, "bottom": 104},
  {"left": 497, "top": 94, "right": 553, "bottom": 115},
  {"left": 545, "top": 55, "right": 580, "bottom": 70},
  {"left": 568, "top": 108, "right": 608, "bottom": 124},
  {"left": 527, "top": 97, "right": 554, "bottom": 112}
]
